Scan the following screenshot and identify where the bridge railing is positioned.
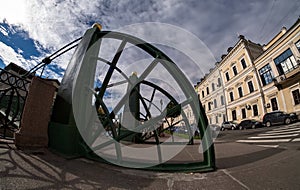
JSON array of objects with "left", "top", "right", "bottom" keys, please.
[{"left": 0, "top": 68, "right": 31, "bottom": 139}]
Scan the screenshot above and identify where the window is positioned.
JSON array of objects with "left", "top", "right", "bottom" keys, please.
[
  {"left": 206, "top": 87, "right": 209, "bottom": 95},
  {"left": 248, "top": 81, "right": 254, "bottom": 93},
  {"left": 241, "top": 108, "right": 246, "bottom": 119},
  {"left": 202, "top": 90, "right": 205, "bottom": 98},
  {"left": 270, "top": 98, "right": 278, "bottom": 111},
  {"left": 225, "top": 72, "right": 230, "bottom": 81},
  {"left": 215, "top": 115, "right": 219, "bottom": 124},
  {"left": 218, "top": 78, "right": 221, "bottom": 87},
  {"left": 221, "top": 95, "right": 224, "bottom": 105},
  {"left": 214, "top": 99, "right": 217, "bottom": 108},
  {"left": 232, "top": 110, "right": 237, "bottom": 120},
  {"left": 274, "top": 48, "right": 298, "bottom": 75},
  {"left": 208, "top": 102, "right": 212, "bottom": 110},
  {"left": 229, "top": 92, "right": 234, "bottom": 102},
  {"left": 253, "top": 105, "right": 258, "bottom": 116},
  {"left": 259, "top": 64, "right": 274, "bottom": 86},
  {"left": 238, "top": 87, "right": 243, "bottom": 98},
  {"left": 232, "top": 66, "right": 238, "bottom": 76},
  {"left": 212, "top": 83, "right": 215, "bottom": 91},
  {"left": 241, "top": 58, "right": 247, "bottom": 69},
  {"left": 295, "top": 40, "right": 300, "bottom": 52},
  {"left": 209, "top": 117, "right": 212, "bottom": 124},
  {"left": 292, "top": 89, "right": 300, "bottom": 105}
]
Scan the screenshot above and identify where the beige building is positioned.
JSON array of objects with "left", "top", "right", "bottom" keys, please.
[
  {"left": 254, "top": 18, "right": 300, "bottom": 117},
  {"left": 194, "top": 17, "right": 300, "bottom": 125},
  {"left": 195, "top": 64, "right": 226, "bottom": 126},
  {"left": 218, "top": 35, "right": 264, "bottom": 123}
]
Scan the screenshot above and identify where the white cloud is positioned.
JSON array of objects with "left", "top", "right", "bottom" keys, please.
[
  {"left": 0, "top": 25, "right": 8, "bottom": 36},
  {"left": 0, "top": 41, "right": 62, "bottom": 80},
  {"left": 0, "top": 0, "right": 299, "bottom": 82},
  {"left": 0, "top": 41, "right": 25, "bottom": 66},
  {"left": 0, "top": 1, "right": 27, "bottom": 24}
]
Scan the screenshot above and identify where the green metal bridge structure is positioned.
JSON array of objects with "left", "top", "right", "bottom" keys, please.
[{"left": 1, "top": 24, "right": 215, "bottom": 172}]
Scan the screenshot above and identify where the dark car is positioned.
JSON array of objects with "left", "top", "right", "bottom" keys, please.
[
  {"left": 237, "top": 119, "right": 263, "bottom": 130},
  {"left": 221, "top": 121, "right": 238, "bottom": 131},
  {"left": 263, "top": 111, "right": 298, "bottom": 127}
]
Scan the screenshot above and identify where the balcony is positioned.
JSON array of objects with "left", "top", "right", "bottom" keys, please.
[
  {"left": 285, "top": 64, "right": 300, "bottom": 78},
  {"left": 273, "top": 62, "right": 300, "bottom": 89}
]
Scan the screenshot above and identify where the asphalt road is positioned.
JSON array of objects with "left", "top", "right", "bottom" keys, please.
[{"left": 0, "top": 122, "right": 300, "bottom": 189}]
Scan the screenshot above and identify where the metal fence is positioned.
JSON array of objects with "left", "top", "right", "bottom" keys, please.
[{"left": 0, "top": 68, "right": 30, "bottom": 139}]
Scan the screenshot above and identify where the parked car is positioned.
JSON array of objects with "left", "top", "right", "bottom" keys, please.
[
  {"left": 263, "top": 111, "right": 298, "bottom": 127},
  {"left": 221, "top": 121, "right": 238, "bottom": 131},
  {"left": 237, "top": 119, "right": 263, "bottom": 130}
]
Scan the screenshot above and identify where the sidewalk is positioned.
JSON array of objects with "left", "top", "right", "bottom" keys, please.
[{"left": 1, "top": 140, "right": 300, "bottom": 189}]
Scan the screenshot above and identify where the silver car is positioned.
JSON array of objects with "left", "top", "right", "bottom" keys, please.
[{"left": 221, "top": 121, "right": 238, "bottom": 130}]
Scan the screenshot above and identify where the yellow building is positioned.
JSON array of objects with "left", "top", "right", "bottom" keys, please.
[
  {"left": 193, "top": 17, "right": 300, "bottom": 125},
  {"left": 218, "top": 35, "right": 264, "bottom": 123},
  {"left": 254, "top": 18, "right": 300, "bottom": 117}
]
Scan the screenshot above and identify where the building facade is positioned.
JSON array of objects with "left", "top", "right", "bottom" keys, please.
[
  {"left": 218, "top": 35, "right": 264, "bottom": 123},
  {"left": 195, "top": 17, "right": 300, "bottom": 125},
  {"left": 195, "top": 64, "right": 226, "bottom": 126},
  {"left": 254, "top": 19, "right": 300, "bottom": 117}
]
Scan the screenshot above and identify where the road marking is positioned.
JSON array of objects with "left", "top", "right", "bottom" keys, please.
[
  {"left": 265, "top": 127, "right": 300, "bottom": 133},
  {"left": 271, "top": 125, "right": 300, "bottom": 130},
  {"left": 222, "top": 169, "right": 250, "bottom": 190},
  {"left": 257, "top": 145, "right": 279, "bottom": 148},
  {"left": 248, "top": 134, "right": 299, "bottom": 139},
  {"left": 274, "top": 124, "right": 300, "bottom": 129},
  {"left": 292, "top": 138, "right": 300, "bottom": 142},
  {"left": 236, "top": 139, "right": 291, "bottom": 143},
  {"left": 258, "top": 130, "right": 300, "bottom": 136}
]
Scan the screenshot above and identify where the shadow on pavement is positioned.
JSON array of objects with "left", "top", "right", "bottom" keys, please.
[
  {"left": 0, "top": 143, "right": 157, "bottom": 189},
  {"left": 216, "top": 145, "right": 284, "bottom": 169}
]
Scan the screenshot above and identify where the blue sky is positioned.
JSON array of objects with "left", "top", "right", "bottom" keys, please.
[
  {"left": 0, "top": 22, "right": 42, "bottom": 67},
  {"left": 0, "top": 0, "right": 299, "bottom": 82}
]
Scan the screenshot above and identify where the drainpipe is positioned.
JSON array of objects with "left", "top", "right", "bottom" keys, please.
[
  {"left": 245, "top": 44, "right": 267, "bottom": 116},
  {"left": 253, "top": 65, "right": 267, "bottom": 115}
]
